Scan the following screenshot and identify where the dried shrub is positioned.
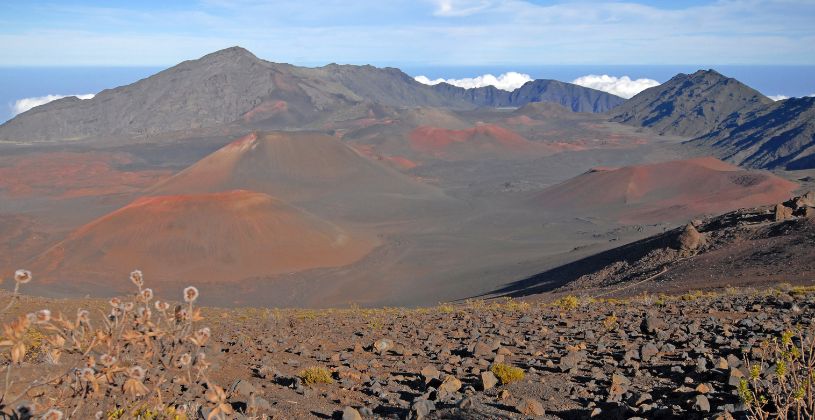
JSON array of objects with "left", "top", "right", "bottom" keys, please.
[{"left": 0, "top": 269, "right": 231, "bottom": 419}]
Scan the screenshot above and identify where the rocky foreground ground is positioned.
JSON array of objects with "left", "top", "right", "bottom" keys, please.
[{"left": 2, "top": 281, "right": 815, "bottom": 419}]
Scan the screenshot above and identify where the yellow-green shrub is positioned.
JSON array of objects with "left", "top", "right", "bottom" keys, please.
[
  {"left": 490, "top": 363, "right": 525, "bottom": 385},
  {"left": 299, "top": 366, "right": 334, "bottom": 385}
]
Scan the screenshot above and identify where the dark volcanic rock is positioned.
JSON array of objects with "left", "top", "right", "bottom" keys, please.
[
  {"left": 559, "top": 349, "right": 587, "bottom": 372},
  {"left": 431, "top": 79, "right": 624, "bottom": 113},
  {"left": 689, "top": 96, "right": 815, "bottom": 170},
  {"left": 642, "top": 312, "right": 667, "bottom": 334},
  {"left": 6, "top": 284, "right": 815, "bottom": 419},
  {"left": 609, "top": 69, "right": 772, "bottom": 138}
]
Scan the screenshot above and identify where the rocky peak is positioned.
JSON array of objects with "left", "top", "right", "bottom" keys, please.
[{"left": 198, "top": 46, "right": 261, "bottom": 63}]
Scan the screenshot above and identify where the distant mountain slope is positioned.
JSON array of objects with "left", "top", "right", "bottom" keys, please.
[
  {"left": 609, "top": 70, "right": 772, "bottom": 138},
  {"left": 0, "top": 47, "right": 454, "bottom": 142},
  {"left": 689, "top": 96, "right": 815, "bottom": 170},
  {"left": 0, "top": 47, "right": 622, "bottom": 143},
  {"left": 430, "top": 79, "right": 624, "bottom": 113}
]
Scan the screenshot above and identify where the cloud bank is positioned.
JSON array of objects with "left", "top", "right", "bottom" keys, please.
[
  {"left": 414, "top": 72, "right": 533, "bottom": 91},
  {"left": 571, "top": 75, "right": 660, "bottom": 99},
  {"left": 11, "top": 94, "right": 95, "bottom": 116},
  {"left": 768, "top": 93, "right": 815, "bottom": 101}
]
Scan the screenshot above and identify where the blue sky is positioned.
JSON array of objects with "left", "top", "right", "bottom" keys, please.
[{"left": 2, "top": 0, "right": 814, "bottom": 66}]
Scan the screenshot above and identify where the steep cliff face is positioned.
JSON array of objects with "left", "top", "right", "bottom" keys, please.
[{"left": 689, "top": 96, "right": 815, "bottom": 170}]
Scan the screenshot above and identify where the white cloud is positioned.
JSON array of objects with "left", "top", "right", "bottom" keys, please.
[
  {"left": 11, "top": 94, "right": 94, "bottom": 116},
  {"left": 2, "top": 1, "right": 815, "bottom": 66},
  {"left": 571, "top": 74, "right": 660, "bottom": 99},
  {"left": 432, "top": 0, "right": 492, "bottom": 17},
  {"left": 768, "top": 93, "right": 815, "bottom": 101},
  {"left": 414, "top": 72, "right": 532, "bottom": 91}
]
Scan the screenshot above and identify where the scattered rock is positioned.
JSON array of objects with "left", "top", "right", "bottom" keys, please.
[
  {"left": 341, "top": 406, "right": 362, "bottom": 420},
  {"left": 373, "top": 338, "right": 394, "bottom": 354},
  {"left": 410, "top": 399, "right": 435, "bottom": 419},
  {"left": 437, "top": 375, "right": 462, "bottom": 398},
  {"left": 692, "top": 394, "right": 711, "bottom": 412},
  {"left": 457, "top": 396, "right": 476, "bottom": 410},
  {"left": 641, "top": 312, "right": 667, "bottom": 334},
  {"left": 640, "top": 342, "right": 659, "bottom": 362},
  {"left": 420, "top": 365, "right": 440, "bottom": 385},
  {"left": 516, "top": 398, "right": 545, "bottom": 416},
  {"left": 676, "top": 223, "right": 704, "bottom": 251},
  {"left": 480, "top": 371, "right": 498, "bottom": 391},
  {"left": 607, "top": 373, "right": 630, "bottom": 402},
  {"left": 559, "top": 350, "right": 587, "bottom": 372},
  {"left": 228, "top": 379, "right": 257, "bottom": 400},
  {"left": 775, "top": 203, "right": 793, "bottom": 221}
]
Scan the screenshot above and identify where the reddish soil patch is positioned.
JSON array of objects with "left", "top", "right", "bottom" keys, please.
[
  {"left": 386, "top": 155, "right": 419, "bottom": 170},
  {"left": 242, "top": 101, "right": 288, "bottom": 123},
  {"left": 0, "top": 152, "right": 171, "bottom": 199},
  {"left": 32, "top": 190, "right": 379, "bottom": 288},
  {"left": 408, "top": 124, "right": 555, "bottom": 159},
  {"left": 351, "top": 144, "right": 419, "bottom": 170},
  {"left": 409, "top": 125, "right": 528, "bottom": 152}
]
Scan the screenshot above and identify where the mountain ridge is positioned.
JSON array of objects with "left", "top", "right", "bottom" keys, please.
[
  {"left": 608, "top": 69, "right": 773, "bottom": 138},
  {"left": 0, "top": 46, "right": 623, "bottom": 143},
  {"left": 429, "top": 79, "right": 624, "bottom": 113}
]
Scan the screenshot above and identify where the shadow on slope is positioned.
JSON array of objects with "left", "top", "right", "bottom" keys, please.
[
  {"left": 483, "top": 193, "right": 815, "bottom": 299},
  {"left": 477, "top": 228, "right": 684, "bottom": 299}
]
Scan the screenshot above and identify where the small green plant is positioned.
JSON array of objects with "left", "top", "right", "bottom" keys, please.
[
  {"left": 294, "top": 309, "right": 324, "bottom": 320},
  {"left": 553, "top": 295, "right": 579, "bottom": 311},
  {"left": 790, "top": 285, "right": 815, "bottom": 296},
  {"left": 680, "top": 290, "right": 707, "bottom": 301},
  {"left": 368, "top": 318, "right": 384, "bottom": 330},
  {"left": 602, "top": 314, "right": 618, "bottom": 331},
  {"left": 106, "top": 407, "right": 126, "bottom": 419},
  {"left": 499, "top": 297, "right": 530, "bottom": 312},
  {"left": 437, "top": 303, "right": 455, "bottom": 314},
  {"left": 739, "top": 327, "right": 815, "bottom": 420},
  {"left": 490, "top": 363, "right": 525, "bottom": 385},
  {"left": 299, "top": 366, "right": 334, "bottom": 385}
]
